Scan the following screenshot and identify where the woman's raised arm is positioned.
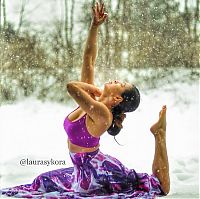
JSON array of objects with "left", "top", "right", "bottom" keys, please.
[{"left": 81, "top": 2, "right": 108, "bottom": 85}]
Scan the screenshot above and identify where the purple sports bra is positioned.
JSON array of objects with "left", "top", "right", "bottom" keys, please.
[{"left": 63, "top": 107, "right": 100, "bottom": 148}]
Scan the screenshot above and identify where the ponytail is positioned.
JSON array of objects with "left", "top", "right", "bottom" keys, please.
[
  {"left": 107, "top": 85, "right": 140, "bottom": 139},
  {"left": 107, "top": 106, "right": 123, "bottom": 136}
]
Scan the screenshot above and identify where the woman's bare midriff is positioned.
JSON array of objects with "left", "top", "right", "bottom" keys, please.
[{"left": 67, "top": 139, "right": 100, "bottom": 153}]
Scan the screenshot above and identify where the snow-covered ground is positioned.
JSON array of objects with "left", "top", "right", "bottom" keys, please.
[{"left": 0, "top": 78, "right": 199, "bottom": 198}]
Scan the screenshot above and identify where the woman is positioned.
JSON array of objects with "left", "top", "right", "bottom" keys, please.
[{"left": 0, "top": 2, "right": 170, "bottom": 198}]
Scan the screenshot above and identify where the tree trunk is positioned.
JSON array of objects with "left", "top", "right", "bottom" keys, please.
[
  {"left": 69, "top": 0, "right": 75, "bottom": 66},
  {"left": 194, "top": 0, "right": 199, "bottom": 42},
  {"left": 17, "top": 0, "right": 26, "bottom": 34},
  {"left": 2, "top": 0, "right": 6, "bottom": 29},
  {"left": 0, "top": 0, "right": 2, "bottom": 31},
  {"left": 64, "top": 0, "right": 69, "bottom": 48},
  {"left": 114, "top": 0, "right": 122, "bottom": 67},
  {"left": 184, "top": 0, "right": 190, "bottom": 35},
  {"left": 105, "top": 0, "right": 111, "bottom": 67},
  {"left": 70, "top": 0, "right": 74, "bottom": 45}
]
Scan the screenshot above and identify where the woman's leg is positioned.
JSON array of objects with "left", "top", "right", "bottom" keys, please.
[{"left": 150, "top": 105, "right": 170, "bottom": 195}]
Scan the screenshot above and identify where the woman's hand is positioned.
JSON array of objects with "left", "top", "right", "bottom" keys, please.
[
  {"left": 88, "top": 86, "right": 102, "bottom": 100},
  {"left": 67, "top": 81, "right": 102, "bottom": 98},
  {"left": 93, "top": 87, "right": 102, "bottom": 97},
  {"left": 92, "top": 2, "right": 108, "bottom": 27}
]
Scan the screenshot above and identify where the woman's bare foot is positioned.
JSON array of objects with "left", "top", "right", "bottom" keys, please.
[{"left": 150, "top": 105, "right": 167, "bottom": 137}]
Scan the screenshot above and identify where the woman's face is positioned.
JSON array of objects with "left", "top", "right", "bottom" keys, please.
[{"left": 103, "top": 80, "right": 132, "bottom": 97}]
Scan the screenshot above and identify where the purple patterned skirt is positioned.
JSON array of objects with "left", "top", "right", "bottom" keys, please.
[{"left": 0, "top": 149, "right": 165, "bottom": 198}]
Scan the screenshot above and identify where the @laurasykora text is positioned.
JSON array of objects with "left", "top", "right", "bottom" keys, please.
[{"left": 20, "top": 158, "right": 66, "bottom": 166}]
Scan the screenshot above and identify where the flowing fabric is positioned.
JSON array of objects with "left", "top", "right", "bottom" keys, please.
[{"left": 0, "top": 149, "right": 165, "bottom": 198}]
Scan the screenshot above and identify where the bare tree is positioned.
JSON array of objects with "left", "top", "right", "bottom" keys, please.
[
  {"left": 184, "top": 0, "right": 191, "bottom": 35},
  {"left": 69, "top": 0, "right": 75, "bottom": 65},
  {"left": 64, "top": 0, "right": 69, "bottom": 48},
  {"left": 64, "top": 0, "right": 75, "bottom": 67},
  {"left": 70, "top": 0, "right": 74, "bottom": 46},
  {"left": 194, "top": 0, "right": 199, "bottom": 42},
  {"left": 0, "top": 0, "right": 2, "bottom": 31},
  {"left": 114, "top": 0, "right": 122, "bottom": 67},
  {"left": 2, "top": 0, "right": 6, "bottom": 29},
  {"left": 104, "top": 0, "right": 111, "bottom": 67},
  {"left": 17, "top": 0, "right": 27, "bottom": 34}
]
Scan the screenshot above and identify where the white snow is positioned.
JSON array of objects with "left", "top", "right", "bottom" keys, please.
[{"left": 0, "top": 79, "right": 199, "bottom": 198}]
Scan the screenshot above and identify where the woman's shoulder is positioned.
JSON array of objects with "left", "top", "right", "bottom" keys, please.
[{"left": 86, "top": 108, "right": 113, "bottom": 137}]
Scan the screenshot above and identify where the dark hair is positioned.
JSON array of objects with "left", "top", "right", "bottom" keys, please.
[{"left": 107, "top": 85, "right": 140, "bottom": 137}]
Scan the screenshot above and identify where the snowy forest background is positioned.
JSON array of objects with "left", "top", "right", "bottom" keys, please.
[
  {"left": 0, "top": 0, "right": 199, "bottom": 198},
  {"left": 0, "top": 0, "right": 199, "bottom": 103}
]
